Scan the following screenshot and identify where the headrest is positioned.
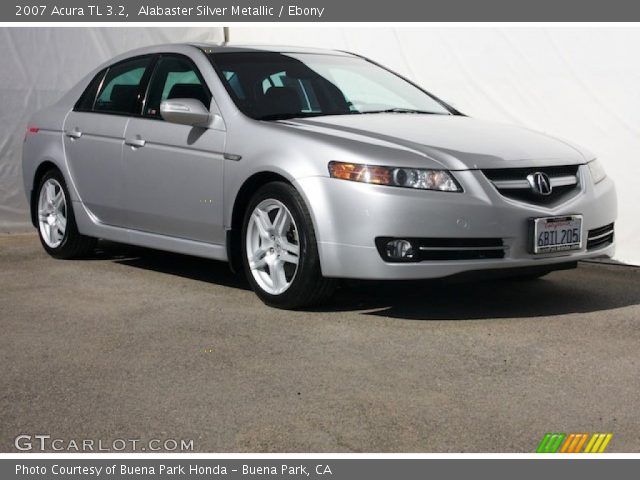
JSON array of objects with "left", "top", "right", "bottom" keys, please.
[
  {"left": 262, "top": 86, "right": 303, "bottom": 116},
  {"left": 110, "top": 84, "right": 139, "bottom": 112}
]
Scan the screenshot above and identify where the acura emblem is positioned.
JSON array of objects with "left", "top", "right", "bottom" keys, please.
[{"left": 527, "top": 172, "right": 553, "bottom": 196}]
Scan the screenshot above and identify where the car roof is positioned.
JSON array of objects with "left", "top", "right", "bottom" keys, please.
[
  {"left": 190, "top": 43, "right": 356, "bottom": 56},
  {"left": 96, "top": 43, "right": 357, "bottom": 70}
]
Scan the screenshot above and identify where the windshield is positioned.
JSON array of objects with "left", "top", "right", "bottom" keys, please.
[{"left": 208, "top": 52, "right": 453, "bottom": 120}]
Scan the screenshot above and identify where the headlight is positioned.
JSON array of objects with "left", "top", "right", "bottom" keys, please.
[
  {"left": 588, "top": 159, "right": 607, "bottom": 184},
  {"left": 328, "top": 161, "right": 462, "bottom": 192}
]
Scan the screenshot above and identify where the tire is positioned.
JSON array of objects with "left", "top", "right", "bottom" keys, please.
[
  {"left": 35, "top": 169, "right": 96, "bottom": 259},
  {"left": 241, "top": 181, "right": 336, "bottom": 309}
]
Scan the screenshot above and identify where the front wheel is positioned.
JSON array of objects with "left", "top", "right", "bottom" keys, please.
[{"left": 241, "top": 182, "right": 336, "bottom": 309}]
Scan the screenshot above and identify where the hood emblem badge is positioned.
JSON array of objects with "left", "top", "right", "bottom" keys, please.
[{"left": 527, "top": 172, "right": 553, "bottom": 196}]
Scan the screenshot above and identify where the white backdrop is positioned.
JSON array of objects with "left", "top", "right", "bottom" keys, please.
[
  {"left": 229, "top": 27, "right": 640, "bottom": 265},
  {"left": 0, "top": 27, "right": 224, "bottom": 231},
  {"left": 0, "top": 27, "right": 637, "bottom": 265}
]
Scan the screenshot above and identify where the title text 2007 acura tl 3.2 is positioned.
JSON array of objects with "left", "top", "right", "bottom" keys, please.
[{"left": 22, "top": 44, "right": 616, "bottom": 308}]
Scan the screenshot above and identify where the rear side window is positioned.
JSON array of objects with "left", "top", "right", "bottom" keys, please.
[
  {"left": 94, "top": 57, "right": 151, "bottom": 115},
  {"left": 144, "top": 55, "right": 211, "bottom": 118},
  {"left": 75, "top": 69, "right": 106, "bottom": 111}
]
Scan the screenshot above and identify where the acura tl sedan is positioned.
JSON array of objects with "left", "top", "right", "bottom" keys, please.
[{"left": 22, "top": 44, "right": 617, "bottom": 308}]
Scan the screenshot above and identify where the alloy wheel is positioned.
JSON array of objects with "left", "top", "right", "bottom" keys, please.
[
  {"left": 245, "top": 198, "right": 300, "bottom": 295},
  {"left": 38, "top": 178, "right": 67, "bottom": 248}
]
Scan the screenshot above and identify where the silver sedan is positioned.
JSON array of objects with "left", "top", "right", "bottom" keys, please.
[{"left": 22, "top": 43, "right": 617, "bottom": 308}]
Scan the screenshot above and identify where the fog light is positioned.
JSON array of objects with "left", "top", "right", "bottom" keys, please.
[{"left": 385, "top": 239, "right": 415, "bottom": 260}]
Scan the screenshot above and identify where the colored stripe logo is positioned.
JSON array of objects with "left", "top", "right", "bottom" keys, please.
[{"left": 537, "top": 433, "right": 612, "bottom": 453}]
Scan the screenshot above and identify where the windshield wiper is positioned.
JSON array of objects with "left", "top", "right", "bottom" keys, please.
[
  {"left": 357, "top": 108, "right": 447, "bottom": 115},
  {"left": 257, "top": 112, "right": 340, "bottom": 121},
  {"left": 257, "top": 109, "right": 446, "bottom": 121},
  {"left": 258, "top": 113, "right": 311, "bottom": 121}
]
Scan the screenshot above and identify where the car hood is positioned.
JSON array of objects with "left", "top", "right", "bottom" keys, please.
[{"left": 281, "top": 114, "right": 591, "bottom": 170}]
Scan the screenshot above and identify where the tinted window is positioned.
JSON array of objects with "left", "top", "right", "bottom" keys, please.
[
  {"left": 223, "top": 70, "right": 245, "bottom": 99},
  {"left": 210, "top": 52, "right": 451, "bottom": 120},
  {"left": 75, "top": 69, "right": 106, "bottom": 111},
  {"left": 144, "top": 55, "right": 211, "bottom": 118},
  {"left": 94, "top": 57, "right": 151, "bottom": 115},
  {"left": 261, "top": 71, "right": 321, "bottom": 113}
]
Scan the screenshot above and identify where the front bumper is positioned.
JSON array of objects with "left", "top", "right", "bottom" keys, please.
[{"left": 295, "top": 165, "right": 617, "bottom": 279}]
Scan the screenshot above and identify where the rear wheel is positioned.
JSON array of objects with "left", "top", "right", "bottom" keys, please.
[
  {"left": 36, "top": 169, "right": 96, "bottom": 259},
  {"left": 241, "top": 182, "right": 336, "bottom": 309}
]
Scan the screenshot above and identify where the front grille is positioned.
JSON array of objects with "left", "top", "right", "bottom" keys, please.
[
  {"left": 376, "top": 237, "right": 505, "bottom": 262},
  {"left": 587, "top": 223, "right": 614, "bottom": 250},
  {"left": 482, "top": 165, "right": 581, "bottom": 205}
]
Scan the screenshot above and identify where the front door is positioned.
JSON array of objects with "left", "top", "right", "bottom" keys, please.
[{"left": 122, "top": 54, "right": 225, "bottom": 244}]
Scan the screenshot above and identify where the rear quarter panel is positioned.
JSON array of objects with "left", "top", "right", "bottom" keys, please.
[
  {"left": 22, "top": 104, "right": 71, "bottom": 198},
  {"left": 22, "top": 72, "right": 94, "bottom": 208}
]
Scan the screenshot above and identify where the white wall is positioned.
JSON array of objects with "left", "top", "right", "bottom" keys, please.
[
  {"left": 229, "top": 27, "right": 640, "bottom": 265},
  {"left": 0, "top": 27, "right": 224, "bottom": 232}
]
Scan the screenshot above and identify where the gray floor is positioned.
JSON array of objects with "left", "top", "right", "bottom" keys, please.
[{"left": 1, "top": 234, "right": 639, "bottom": 452}]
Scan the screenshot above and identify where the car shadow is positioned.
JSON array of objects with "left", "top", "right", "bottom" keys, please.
[
  {"left": 91, "top": 240, "right": 251, "bottom": 291},
  {"left": 89, "top": 240, "right": 639, "bottom": 321},
  {"left": 316, "top": 270, "right": 640, "bottom": 320}
]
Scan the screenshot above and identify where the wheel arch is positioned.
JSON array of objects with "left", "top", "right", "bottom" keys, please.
[
  {"left": 30, "top": 160, "right": 61, "bottom": 228},
  {"left": 227, "top": 171, "right": 298, "bottom": 274}
]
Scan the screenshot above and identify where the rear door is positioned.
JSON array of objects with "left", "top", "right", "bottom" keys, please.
[
  {"left": 63, "top": 56, "right": 152, "bottom": 226},
  {"left": 122, "top": 54, "right": 226, "bottom": 244}
]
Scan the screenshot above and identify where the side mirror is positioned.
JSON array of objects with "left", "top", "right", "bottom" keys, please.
[{"left": 160, "top": 98, "right": 211, "bottom": 127}]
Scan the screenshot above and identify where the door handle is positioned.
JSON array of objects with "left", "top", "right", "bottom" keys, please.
[
  {"left": 125, "top": 137, "right": 146, "bottom": 148},
  {"left": 65, "top": 129, "right": 82, "bottom": 139}
]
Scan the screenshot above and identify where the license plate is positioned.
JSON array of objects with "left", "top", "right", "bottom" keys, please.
[{"left": 531, "top": 215, "right": 583, "bottom": 254}]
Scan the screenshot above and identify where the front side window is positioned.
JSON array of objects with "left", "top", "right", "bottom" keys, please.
[
  {"left": 144, "top": 55, "right": 211, "bottom": 118},
  {"left": 94, "top": 57, "right": 151, "bottom": 115},
  {"left": 210, "top": 52, "right": 452, "bottom": 120}
]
